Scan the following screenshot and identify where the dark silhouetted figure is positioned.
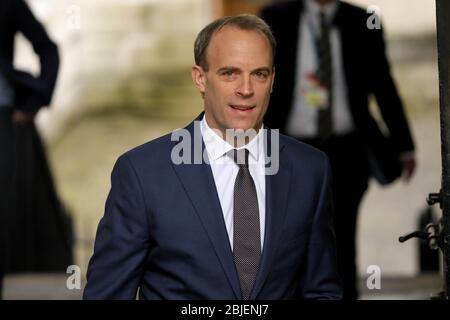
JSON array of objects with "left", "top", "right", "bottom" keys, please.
[
  {"left": 0, "top": 0, "right": 72, "bottom": 299},
  {"left": 261, "top": 0, "right": 416, "bottom": 299}
]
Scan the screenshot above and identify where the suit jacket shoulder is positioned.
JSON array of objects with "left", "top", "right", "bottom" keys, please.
[
  {"left": 124, "top": 131, "right": 175, "bottom": 167},
  {"left": 334, "top": 1, "right": 378, "bottom": 32},
  {"left": 279, "top": 133, "right": 331, "bottom": 179}
]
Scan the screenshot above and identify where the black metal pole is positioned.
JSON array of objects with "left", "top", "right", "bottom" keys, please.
[{"left": 436, "top": 0, "right": 450, "bottom": 299}]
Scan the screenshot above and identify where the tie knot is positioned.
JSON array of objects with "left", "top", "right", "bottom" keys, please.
[
  {"left": 229, "top": 148, "right": 250, "bottom": 167},
  {"left": 319, "top": 11, "right": 328, "bottom": 27}
]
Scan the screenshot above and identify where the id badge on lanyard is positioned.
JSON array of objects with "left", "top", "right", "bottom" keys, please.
[{"left": 301, "top": 15, "right": 330, "bottom": 110}]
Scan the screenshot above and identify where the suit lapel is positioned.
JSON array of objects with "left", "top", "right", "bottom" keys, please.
[
  {"left": 333, "top": 2, "right": 360, "bottom": 124},
  {"left": 171, "top": 118, "right": 242, "bottom": 299},
  {"left": 172, "top": 119, "right": 292, "bottom": 299},
  {"left": 251, "top": 131, "right": 291, "bottom": 299}
]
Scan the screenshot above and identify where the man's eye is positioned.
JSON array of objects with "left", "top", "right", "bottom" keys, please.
[
  {"left": 223, "top": 70, "right": 234, "bottom": 76},
  {"left": 255, "top": 71, "right": 269, "bottom": 79}
]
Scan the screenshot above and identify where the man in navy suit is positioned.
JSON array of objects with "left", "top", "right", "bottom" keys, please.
[{"left": 84, "top": 14, "right": 342, "bottom": 300}]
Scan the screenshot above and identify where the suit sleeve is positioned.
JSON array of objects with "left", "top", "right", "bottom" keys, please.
[
  {"left": 83, "top": 154, "right": 151, "bottom": 300},
  {"left": 297, "top": 153, "right": 342, "bottom": 299},
  {"left": 368, "top": 22, "right": 415, "bottom": 153},
  {"left": 14, "top": 0, "right": 59, "bottom": 112}
]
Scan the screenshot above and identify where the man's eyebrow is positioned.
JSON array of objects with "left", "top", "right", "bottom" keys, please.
[
  {"left": 216, "top": 66, "right": 273, "bottom": 74},
  {"left": 252, "top": 67, "right": 272, "bottom": 74},
  {"left": 216, "top": 66, "right": 240, "bottom": 74}
]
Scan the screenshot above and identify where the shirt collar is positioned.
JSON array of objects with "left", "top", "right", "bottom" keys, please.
[{"left": 200, "top": 114, "right": 264, "bottom": 163}]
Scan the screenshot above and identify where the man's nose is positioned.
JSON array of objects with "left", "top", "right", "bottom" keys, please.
[{"left": 235, "top": 75, "right": 254, "bottom": 97}]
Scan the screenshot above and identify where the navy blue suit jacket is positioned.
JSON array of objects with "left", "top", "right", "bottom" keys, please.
[{"left": 84, "top": 116, "right": 342, "bottom": 300}]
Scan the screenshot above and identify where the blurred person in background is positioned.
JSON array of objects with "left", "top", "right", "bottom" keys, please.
[
  {"left": 0, "top": 0, "right": 72, "bottom": 299},
  {"left": 261, "top": 0, "right": 416, "bottom": 299}
]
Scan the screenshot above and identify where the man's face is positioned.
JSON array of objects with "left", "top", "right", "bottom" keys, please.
[{"left": 192, "top": 26, "right": 275, "bottom": 137}]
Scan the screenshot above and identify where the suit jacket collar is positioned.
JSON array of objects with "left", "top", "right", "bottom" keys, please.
[
  {"left": 171, "top": 113, "right": 290, "bottom": 299},
  {"left": 251, "top": 126, "right": 291, "bottom": 299},
  {"left": 200, "top": 113, "right": 264, "bottom": 163}
]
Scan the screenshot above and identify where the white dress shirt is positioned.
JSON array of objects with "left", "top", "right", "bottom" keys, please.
[
  {"left": 200, "top": 115, "right": 266, "bottom": 250},
  {"left": 286, "top": 0, "right": 355, "bottom": 138}
]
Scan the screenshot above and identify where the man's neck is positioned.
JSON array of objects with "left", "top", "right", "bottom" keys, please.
[
  {"left": 306, "top": 0, "right": 338, "bottom": 12},
  {"left": 305, "top": 0, "right": 339, "bottom": 22},
  {"left": 311, "top": 0, "right": 336, "bottom": 7},
  {"left": 202, "top": 115, "right": 261, "bottom": 148}
]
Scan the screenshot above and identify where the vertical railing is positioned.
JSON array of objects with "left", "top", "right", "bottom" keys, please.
[{"left": 436, "top": 0, "right": 450, "bottom": 299}]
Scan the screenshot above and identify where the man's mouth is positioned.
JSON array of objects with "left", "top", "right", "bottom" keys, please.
[{"left": 229, "top": 104, "right": 255, "bottom": 111}]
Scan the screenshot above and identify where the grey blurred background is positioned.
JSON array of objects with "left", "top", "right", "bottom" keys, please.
[{"left": 4, "top": 0, "right": 443, "bottom": 299}]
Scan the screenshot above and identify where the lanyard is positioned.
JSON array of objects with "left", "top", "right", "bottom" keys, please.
[
  {"left": 305, "top": 12, "right": 334, "bottom": 69},
  {"left": 305, "top": 13, "right": 323, "bottom": 71}
]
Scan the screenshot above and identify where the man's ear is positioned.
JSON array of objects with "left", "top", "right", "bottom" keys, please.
[{"left": 192, "top": 65, "right": 206, "bottom": 96}]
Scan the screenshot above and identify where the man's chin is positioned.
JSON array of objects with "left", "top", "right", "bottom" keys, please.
[
  {"left": 225, "top": 124, "right": 259, "bottom": 133},
  {"left": 225, "top": 117, "right": 261, "bottom": 131}
]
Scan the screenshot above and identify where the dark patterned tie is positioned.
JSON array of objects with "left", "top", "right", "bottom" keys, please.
[
  {"left": 317, "top": 11, "right": 333, "bottom": 140},
  {"left": 230, "top": 148, "right": 261, "bottom": 300}
]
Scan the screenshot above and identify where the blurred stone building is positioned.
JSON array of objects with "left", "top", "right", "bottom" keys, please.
[
  {"left": 15, "top": 0, "right": 439, "bottom": 280},
  {"left": 19, "top": 0, "right": 435, "bottom": 142},
  {"left": 20, "top": 0, "right": 212, "bottom": 142}
]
